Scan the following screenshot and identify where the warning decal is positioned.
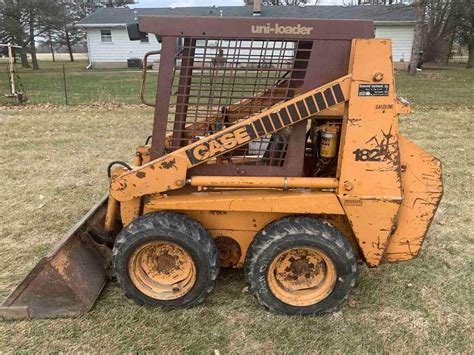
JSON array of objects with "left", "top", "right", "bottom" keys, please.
[{"left": 358, "top": 84, "right": 390, "bottom": 97}]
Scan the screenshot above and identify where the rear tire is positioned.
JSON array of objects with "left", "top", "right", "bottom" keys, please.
[
  {"left": 113, "top": 212, "right": 219, "bottom": 308},
  {"left": 245, "top": 216, "right": 356, "bottom": 315}
]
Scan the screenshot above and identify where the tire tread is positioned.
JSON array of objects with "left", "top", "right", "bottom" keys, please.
[
  {"left": 113, "top": 212, "right": 219, "bottom": 308},
  {"left": 244, "top": 216, "right": 356, "bottom": 315}
]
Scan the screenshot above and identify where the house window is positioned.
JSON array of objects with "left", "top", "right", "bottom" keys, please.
[
  {"left": 100, "top": 29, "right": 112, "bottom": 43},
  {"left": 140, "top": 33, "right": 149, "bottom": 43}
]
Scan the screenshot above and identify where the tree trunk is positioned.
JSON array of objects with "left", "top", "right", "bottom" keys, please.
[
  {"left": 48, "top": 33, "right": 56, "bottom": 62},
  {"left": 443, "top": 30, "right": 455, "bottom": 65},
  {"left": 423, "top": 32, "right": 454, "bottom": 65},
  {"left": 65, "top": 28, "right": 74, "bottom": 62},
  {"left": 28, "top": 17, "right": 39, "bottom": 70},
  {"left": 467, "top": 40, "right": 474, "bottom": 69},
  {"left": 20, "top": 50, "right": 30, "bottom": 68},
  {"left": 409, "top": 0, "right": 426, "bottom": 75},
  {"left": 30, "top": 40, "right": 39, "bottom": 70}
]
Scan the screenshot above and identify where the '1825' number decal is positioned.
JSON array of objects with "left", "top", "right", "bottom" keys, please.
[{"left": 353, "top": 148, "right": 383, "bottom": 162}]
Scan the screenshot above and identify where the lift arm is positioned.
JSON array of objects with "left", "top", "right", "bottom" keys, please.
[{"left": 110, "top": 75, "right": 352, "bottom": 202}]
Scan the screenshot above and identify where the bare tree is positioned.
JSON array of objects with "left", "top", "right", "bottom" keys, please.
[
  {"left": 1, "top": 0, "right": 30, "bottom": 67},
  {"left": 44, "top": 30, "right": 56, "bottom": 62},
  {"left": 0, "top": 0, "right": 59, "bottom": 69},
  {"left": 454, "top": 0, "right": 473, "bottom": 68},
  {"left": 0, "top": 0, "right": 135, "bottom": 68},
  {"left": 410, "top": 0, "right": 472, "bottom": 68},
  {"left": 422, "top": 0, "right": 459, "bottom": 64},
  {"left": 409, "top": 0, "right": 426, "bottom": 75},
  {"left": 51, "top": 1, "right": 86, "bottom": 62}
]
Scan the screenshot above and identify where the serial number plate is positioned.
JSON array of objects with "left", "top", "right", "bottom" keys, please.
[{"left": 358, "top": 84, "right": 390, "bottom": 96}]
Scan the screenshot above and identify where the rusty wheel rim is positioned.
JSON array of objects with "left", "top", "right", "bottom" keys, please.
[
  {"left": 129, "top": 241, "right": 196, "bottom": 300},
  {"left": 267, "top": 247, "right": 337, "bottom": 306}
]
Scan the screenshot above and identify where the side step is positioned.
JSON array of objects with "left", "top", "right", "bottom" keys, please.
[{"left": 0, "top": 196, "right": 111, "bottom": 319}]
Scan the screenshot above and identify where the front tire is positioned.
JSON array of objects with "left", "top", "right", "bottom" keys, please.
[
  {"left": 113, "top": 212, "right": 219, "bottom": 308},
  {"left": 245, "top": 216, "right": 356, "bottom": 315}
]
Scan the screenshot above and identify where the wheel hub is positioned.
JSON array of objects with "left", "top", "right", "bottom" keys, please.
[
  {"left": 267, "top": 247, "right": 337, "bottom": 306},
  {"left": 129, "top": 241, "right": 196, "bottom": 300}
]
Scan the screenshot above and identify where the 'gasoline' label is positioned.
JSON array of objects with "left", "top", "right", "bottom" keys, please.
[{"left": 358, "top": 84, "right": 390, "bottom": 97}]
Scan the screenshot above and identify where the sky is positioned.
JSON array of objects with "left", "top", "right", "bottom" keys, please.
[{"left": 132, "top": 0, "right": 344, "bottom": 9}]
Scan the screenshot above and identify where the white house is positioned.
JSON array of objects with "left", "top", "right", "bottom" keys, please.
[
  {"left": 80, "top": 26, "right": 162, "bottom": 68},
  {"left": 77, "top": 5, "right": 416, "bottom": 69}
]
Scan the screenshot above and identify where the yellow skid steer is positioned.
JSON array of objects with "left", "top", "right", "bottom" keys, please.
[{"left": 0, "top": 15, "right": 442, "bottom": 318}]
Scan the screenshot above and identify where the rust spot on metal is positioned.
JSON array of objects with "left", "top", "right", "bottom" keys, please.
[
  {"left": 154, "top": 252, "right": 179, "bottom": 274},
  {"left": 160, "top": 158, "right": 177, "bottom": 170},
  {"left": 267, "top": 247, "right": 337, "bottom": 306},
  {"left": 129, "top": 241, "right": 196, "bottom": 300},
  {"left": 116, "top": 181, "right": 128, "bottom": 192},
  {"left": 347, "top": 117, "right": 362, "bottom": 127},
  {"left": 215, "top": 236, "right": 241, "bottom": 267}
]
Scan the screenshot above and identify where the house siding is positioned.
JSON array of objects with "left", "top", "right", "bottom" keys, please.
[
  {"left": 375, "top": 25, "right": 414, "bottom": 62},
  {"left": 86, "top": 26, "right": 161, "bottom": 67}
]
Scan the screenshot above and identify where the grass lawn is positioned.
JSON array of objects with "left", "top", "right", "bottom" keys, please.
[
  {"left": 0, "top": 67, "right": 473, "bottom": 352},
  {"left": 0, "top": 60, "right": 157, "bottom": 105},
  {"left": 1, "top": 59, "right": 473, "bottom": 108},
  {"left": 0, "top": 60, "right": 271, "bottom": 106}
]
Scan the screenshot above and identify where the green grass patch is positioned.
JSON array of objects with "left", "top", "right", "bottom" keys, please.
[
  {"left": 396, "top": 68, "right": 474, "bottom": 109},
  {"left": 0, "top": 60, "right": 272, "bottom": 105}
]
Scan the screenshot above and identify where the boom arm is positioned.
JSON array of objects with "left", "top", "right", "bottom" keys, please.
[{"left": 110, "top": 75, "right": 352, "bottom": 202}]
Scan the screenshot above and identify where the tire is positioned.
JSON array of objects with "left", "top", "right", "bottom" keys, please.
[
  {"left": 113, "top": 212, "right": 219, "bottom": 308},
  {"left": 244, "top": 216, "right": 356, "bottom": 315}
]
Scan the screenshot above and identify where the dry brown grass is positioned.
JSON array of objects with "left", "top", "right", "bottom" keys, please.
[{"left": 0, "top": 69, "right": 473, "bottom": 352}]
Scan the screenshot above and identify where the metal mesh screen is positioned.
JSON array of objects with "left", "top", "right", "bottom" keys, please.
[{"left": 165, "top": 38, "right": 311, "bottom": 166}]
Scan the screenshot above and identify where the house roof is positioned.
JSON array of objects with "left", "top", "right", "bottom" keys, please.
[{"left": 77, "top": 5, "right": 416, "bottom": 27}]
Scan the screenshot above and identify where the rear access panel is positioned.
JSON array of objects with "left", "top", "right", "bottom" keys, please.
[{"left": 383, "top": 136, "right": 443, "bottom": 262}]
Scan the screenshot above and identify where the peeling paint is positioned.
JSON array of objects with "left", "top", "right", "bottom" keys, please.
[{"left": 160, "top": 158, "right": 177, "bottom": 170}]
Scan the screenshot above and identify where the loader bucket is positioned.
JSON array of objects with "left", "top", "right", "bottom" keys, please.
[{"left": 0, "top": 196, "right": 112, "bottom": 320}]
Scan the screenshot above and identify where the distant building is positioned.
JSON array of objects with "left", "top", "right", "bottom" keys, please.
[{"left": 77, "top": 5, "right": 416, "bottom": 69}]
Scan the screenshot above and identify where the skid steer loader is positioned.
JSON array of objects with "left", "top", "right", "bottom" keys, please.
[{"left": 0, "top": 15, "right": 443, "bottom": 319}]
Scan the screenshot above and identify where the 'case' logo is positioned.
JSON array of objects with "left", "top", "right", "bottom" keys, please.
[{"left": 186, "top": 126, "right": 252, "bottom": 164}]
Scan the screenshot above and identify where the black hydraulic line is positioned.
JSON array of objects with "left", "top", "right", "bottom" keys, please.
[{"left": 107, "top": 161, "right": 132, "bottom": 178}]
